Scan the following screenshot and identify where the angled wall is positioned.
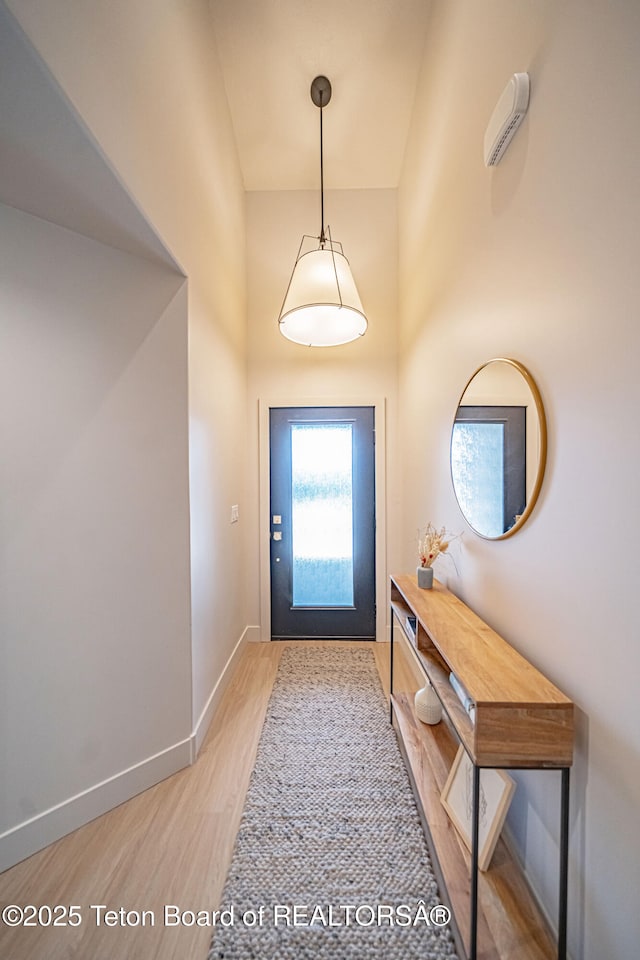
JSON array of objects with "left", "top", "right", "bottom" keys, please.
[
  {"left": 5, "top": 0, "right": 248, "bottom": 745},
  {"left": 1, "top": 0, "right": 247, "bottom": 868}
]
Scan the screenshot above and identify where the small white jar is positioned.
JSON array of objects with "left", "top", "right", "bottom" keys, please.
[{"left": 414, "top": 682, "right": 442, "bottom": 725}]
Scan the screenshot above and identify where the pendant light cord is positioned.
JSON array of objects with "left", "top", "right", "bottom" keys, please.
[{"left": 319, "top": 91, "right": 325, "bottom": 246}]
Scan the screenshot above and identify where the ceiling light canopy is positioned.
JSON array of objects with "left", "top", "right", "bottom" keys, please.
[{"left": 278, "top": 76, "right": 368, "bottom": 347}]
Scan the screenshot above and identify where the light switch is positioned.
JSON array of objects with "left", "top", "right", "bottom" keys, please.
[
  {"left": 230, "top": 505, "right": 239, "bottom": 523},
  {"left": 273, "top": 515, "right": 282, "bottom": 525}
]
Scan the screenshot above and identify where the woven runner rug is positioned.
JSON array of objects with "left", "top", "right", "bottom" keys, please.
[{"left": 208, "top": 645, "right": 459, "bottom": 960}]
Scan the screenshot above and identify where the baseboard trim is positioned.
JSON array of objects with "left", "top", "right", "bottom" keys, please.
[
  {"left": 0, "top": 738, "right": 191, "bottom": 874},
  {"left": 191, "top": 625, "right": 251, "bottom": 758},
  {"left": 0, "top": 625, "right": 255, "bottom": 875}
]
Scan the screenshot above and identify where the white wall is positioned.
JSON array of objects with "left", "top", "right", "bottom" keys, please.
[
  {"left": 0, "top": 204, "right": 191, "bottom": 870},
  {"left": 398, "top": 1, "right": 640, "bottom": 956},
  {"left": 2, "top": 0, "right": 247, "bottom": 864},
  {"left": 7, "top": 0, "right": 247, "bottom": 744},
  {"left": 245, "top": 188, "right": 401, "bottom": 636}
]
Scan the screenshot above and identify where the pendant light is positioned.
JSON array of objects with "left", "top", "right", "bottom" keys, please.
[{"left": 278, "top": 76, "right": 368, "bottom": 347}]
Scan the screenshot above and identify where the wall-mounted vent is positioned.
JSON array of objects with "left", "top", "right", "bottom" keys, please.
[{"left": 484, "top": 73, "right": 530, "bottom": 166}]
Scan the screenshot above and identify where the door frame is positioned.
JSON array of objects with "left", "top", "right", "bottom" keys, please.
[{"left": 258, "top": 396, "right": 387, "bottom": 643}]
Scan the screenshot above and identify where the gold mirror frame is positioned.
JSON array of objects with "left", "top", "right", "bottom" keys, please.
[{"left": 450, "top": 358, "right": 547, "bottom": 540}]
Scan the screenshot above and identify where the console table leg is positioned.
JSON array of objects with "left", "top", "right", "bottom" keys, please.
[
  {"left": 470, "top": 762, "right": 481, "bottom": 960},
  {"left": 558, "top": 767, "right": 570, "bottom": 960},
  {"left": 389, "top": 605, "right": 394, "bottom": 723}
]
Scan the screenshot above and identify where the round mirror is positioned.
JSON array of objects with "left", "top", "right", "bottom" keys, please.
[{"left": 450, "top": 359, "right": 547, "bottom": 540}]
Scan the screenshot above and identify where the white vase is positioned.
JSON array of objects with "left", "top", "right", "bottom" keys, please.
[
  {"left": 417, "top": 565, "right": 434, "bottom": 589},
  {"left": 414, "top": 682, "right": 442, "bottom": 725}
]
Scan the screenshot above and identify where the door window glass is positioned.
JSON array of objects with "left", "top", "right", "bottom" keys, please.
[
  {"left": 451, "top": 422, "right": 504, "bottom": 538},
  {"left": 290, "top": 423, "right": 354, "bottom": 607}
]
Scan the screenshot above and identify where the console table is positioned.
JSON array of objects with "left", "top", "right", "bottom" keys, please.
[{"left": 389, "top": 574, "right": 574, "bottom": 960}]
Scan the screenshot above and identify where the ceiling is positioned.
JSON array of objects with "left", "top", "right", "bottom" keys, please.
[
  {"left": 208, "top": 0, "right": 433, "bottom": 191},
  {"left": 0, "top": 0, "right": 432, "bottom": 259}
]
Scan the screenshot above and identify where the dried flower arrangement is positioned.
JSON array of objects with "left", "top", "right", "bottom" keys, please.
[{"left": 418, "top": 522, "right": 458, "bottom": 569}]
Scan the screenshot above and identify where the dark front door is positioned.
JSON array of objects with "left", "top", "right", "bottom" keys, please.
[{"left": 269, "top": 406, "right": 376, "bottom": 639}]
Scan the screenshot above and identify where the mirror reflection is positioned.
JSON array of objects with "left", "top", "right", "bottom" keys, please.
[{"left": 451, "top": 359, "right": 547, "bottom": 540}]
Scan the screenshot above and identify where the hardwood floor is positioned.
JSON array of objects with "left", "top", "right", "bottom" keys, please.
[{"left": 0, "top": 640, "right": 392, "bottom": 960}]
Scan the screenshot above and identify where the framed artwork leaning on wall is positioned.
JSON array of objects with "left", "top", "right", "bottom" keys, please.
[{"left": 441, "top": 745, "right": 516, "bottom": 871}]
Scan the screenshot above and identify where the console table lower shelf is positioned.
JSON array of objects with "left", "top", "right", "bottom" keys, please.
[{"left": 391, "top": 692, "right": 558, "bottom": 960}]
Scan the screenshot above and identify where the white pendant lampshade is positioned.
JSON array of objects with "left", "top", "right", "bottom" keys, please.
[
  {"left": 278, "top": 76, "right": 368, "bottom": 348},
  {"left": 278, "top": 242, "right": 367, "bottom": 347}
]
